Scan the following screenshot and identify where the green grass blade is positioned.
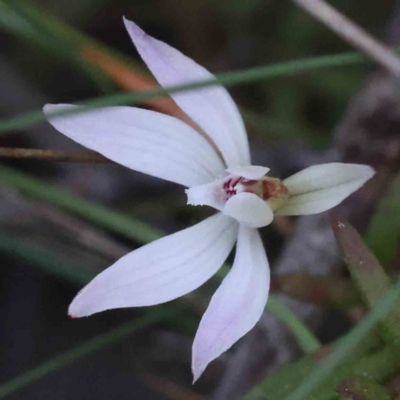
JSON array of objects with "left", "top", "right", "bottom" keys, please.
[
  {"left": 0, "top": 0, "right": 115, "bottom": 93},
  {"left": 285, "top": 278, "right": 400, "bottom": 400},
  {"left": 0, "top": 164, "right": 162, "bottom": 244},
  {"left": 331, "top": 214, "right": 400, "bottom": 365},
  {"left": 330, "top": 214, "right": 392, "bottom": 308},
  {"left": 245, "top": 333, "right": 381, "bottom": 400},
  {"left": 267, "top": 296, "right": 321, "bottom": 354},
  {"left": 0, "top": 308, "right": 177, "bottom": 399},
  {"left": 0, "top": 49, "right": 376, "bottom": 134},
  {"left": 0, "top": 228, "right": 194, "bottom": 397},
  {"left": 0, "top": 230, "right": 93, "bottom": 285},
  {"left": 365, "top": 173, "right": 400, "bottom": 267}
]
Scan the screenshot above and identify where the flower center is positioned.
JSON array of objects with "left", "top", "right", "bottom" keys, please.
[
  {"left": 186, "top": 169, "right": 289, "bottom": 214},
  {"left": 222, "top": 176, "right": 289, "bottom": 211},
  {"left": 223, "top": 177, "right": 255, "bottom": 199}
]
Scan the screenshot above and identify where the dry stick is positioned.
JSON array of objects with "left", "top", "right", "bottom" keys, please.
[
  {"left": 292, "top": 0, "right": 400, "bottom": 77},
  {"left": 0, "top": 147, "right": 108, "bottom": 163}
]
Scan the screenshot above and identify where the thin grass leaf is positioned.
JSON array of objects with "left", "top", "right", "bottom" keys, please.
[
  {"left": 267, "top": 296, "right": 321, "bottom": 354},
  {"left": 245, "top": 333, "right": 381, "bottom": 400},
  {"left": 331, "top": 214, "right": 400, "bottom": 360},
  {"left": 0, "top": 230, "right": 93, "bottom": 285},
  {"left": 0, "top": 49, "right": 382, "bottom": 134},
  {"left": 365, "top": 172, "right": 400, "bottom": 267},
  {"left": 285, "top": 277, "right": 400, "bottom": 400},
  {"left": 309, "top": 346, "right": 397, "bottom": 400},
  {"left": 0, "top": 164, "right": 162, "bottom": 244},
  {"left": 0, "top": 0, "right": 115, "bottom": 93},
  {"left": 0, "top": 229, "right": 197, "bottom": 398},
  {"left": 1, "top": 1, "right": 337, "bottom": 148},
  {"left": 0, "top": 307, "right": 178, "bottom": 399},
  {"left": 330, "top": 214, "right": 391, "bottom": 307},
  {"left": 0, "top": 0, "right": 198, "bottom": 124},
  {"left": 2, "top": 1, "right": 328, "bottom": 148}
]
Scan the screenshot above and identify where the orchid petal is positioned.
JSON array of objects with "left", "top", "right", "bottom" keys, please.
[
  {"left": 223, "top": 192, "right": 273, "bottom": 227},
  {"left": 69, "top": 213, "right": 238, "bottom": 317},
  {"left": 186, "top": 176, "right": 228, "bottom": 211},
  {"left": 44, "top": 104, "right": 225, "bottom": 187},
  {"left": 192, "top": 225, "right": 269, "bottom": 382},
  {"left": 123, "top": 18, "right": 250, "bottom": 168},
  {"left": 277, "top": 163, "right": 375, "bottom": 215},
  {"left": 226, "top": 165, "right": 270, "bottom": 179}
]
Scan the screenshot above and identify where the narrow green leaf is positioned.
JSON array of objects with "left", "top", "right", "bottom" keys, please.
[
  {"left": 245, "top": 333, "right": 381, "bottom": 400},
  {"left": 0, "top": 307, "right": 178, "bottom": 399},
  {"left": 330, "top": 214, "right": 391, "bottom": 307},
  {"left": 365, "top": 173, "right": 400, "bottom": 267},
  {"left": 0, "top": 230, "right": 93, "bottom": 285},
  {"left": 310, "top": 346, "right": 397, "bottom": 400},
  {"left": 0, "top": 164, "right": 162, "bottom": 245},
  {"left": 0, "top": 0, "right": 115, "bottom": 93},
  {"left": 330, "top": 214, "right": 400, "bottom": 361},
  {"left": 0, "top": 228, "right": 197, "bottom": 397},
  {"left": 0, "top": 49, "right": 381, "bottom": 134},
  {"left": 285, "top": 277, "right": 400, "bottom": 400},
  {"left": 267, "top": 296, "right": 321, "bottom": 354}
]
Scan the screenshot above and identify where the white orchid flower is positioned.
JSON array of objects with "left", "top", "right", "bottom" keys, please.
[{"left": 43, "top": 18, "right": 375, "bottom": 381}]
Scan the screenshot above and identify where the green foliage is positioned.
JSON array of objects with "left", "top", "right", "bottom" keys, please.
[
  {"left": 0, "top": 164, "right": 162, "bottom": 244},
  {"left": 245, "top": 333, "right": 381, "bottom": 400},
  {"left": 0, "top": 49, "right": 380, "bottom": 134},
  {"left": 365, "top": 173, "right": 400, "bottom": 267},
  {"left": 0, "top": 307, "right": 179, "bottom": 399},
  {"left": 267, "top": 296, "right": 321, "bottom": 354},
  {"left": 336, "top": 377, "right": 392, "bottom": 400},
  {"left": 0, "top": 0, "right": 115, "bottom": 93},
  {"left": 0, "top": 230, "right": 93, "bottom": 285},
  {"left": 285, "top": 279, "right": 400, "bottom": 400},
  {"left": 331, "top": 215, "right": 400, "bottom": 363}
]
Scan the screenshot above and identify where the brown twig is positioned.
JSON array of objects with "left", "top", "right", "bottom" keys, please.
[
  {"left": 0, "top": 147, "right": 108, "bottom": 163},
  {"left": 292, "top": 0, "right": 400, "bottom": 77}
]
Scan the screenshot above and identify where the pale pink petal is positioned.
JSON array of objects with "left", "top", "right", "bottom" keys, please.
[
  {"left": 226, "top": 165, "right": 270, "bottom": 179},
  {"left": 192, "top": 225, "right": 269, "bottom": 382},
  {"left": 223, "top": 192, "right": 273, "bottom": 227},
  {"left": 44, "top": 104, "right": 225, "bottom": 187},
  {"left": 69, "top": 213, "right": 238, "bottom": 317},
  {"left": 123, "top": 18, "right": 250, "bottom": 168},
  {"left": 277, "top": 163, "right": 375, "bottom": 216}
]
